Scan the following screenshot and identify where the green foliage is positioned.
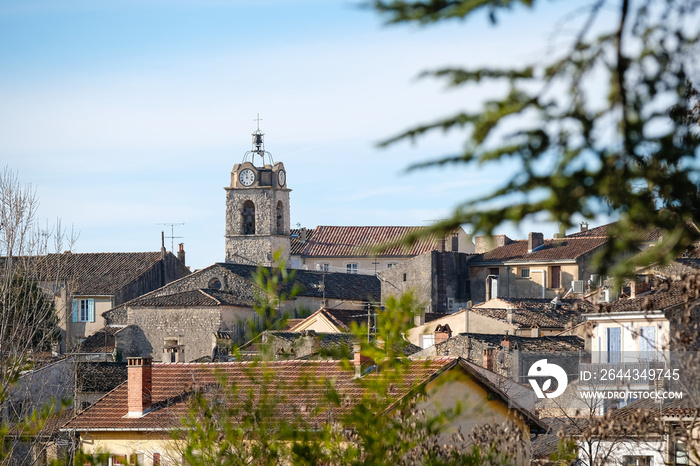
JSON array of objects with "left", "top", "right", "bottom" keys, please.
[{"left": 371, "top": 0, "right": 700, "bottom": 283}]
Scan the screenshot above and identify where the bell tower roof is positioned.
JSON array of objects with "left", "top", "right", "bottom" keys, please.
[{"left": 243, "top": 113, "right": 274, "bottom": 167}]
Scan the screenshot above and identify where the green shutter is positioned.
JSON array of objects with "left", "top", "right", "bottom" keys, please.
[
  {"left": 88, "top": 298, "right": 95, "bottom": 322},
  {"left": 72, "top": 299, "right": 78, "bottom": 322}
]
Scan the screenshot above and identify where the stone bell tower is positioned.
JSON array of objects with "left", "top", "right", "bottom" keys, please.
[{"left": 224, "top": 117, "right": 291, "bottom": 266}]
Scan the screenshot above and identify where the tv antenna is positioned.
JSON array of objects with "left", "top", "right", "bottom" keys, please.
[{"left": 157, "top": 223, "right": 185, "bottom": 252}]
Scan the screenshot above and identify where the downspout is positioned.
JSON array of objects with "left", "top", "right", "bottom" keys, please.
[
  {"left": 530, "top": 269, "right": 547, "bottom": 298},
  {"left": 505, "top": 266, "right": 510, "bottom": 298}
]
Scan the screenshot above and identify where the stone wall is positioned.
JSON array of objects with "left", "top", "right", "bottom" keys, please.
[
  {"left": 119, "top": 306, "right": 258, "bottom": 362},
  {"left": 378, "top": 251, "right": 474, "bottom": 313}
]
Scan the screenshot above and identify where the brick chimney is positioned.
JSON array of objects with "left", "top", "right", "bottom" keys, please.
[
  {"left": 528, "top": 232, "right": 544, "bottom": 253},
  {"left": 630, "top": 281, "right": 651, "bottom": 298},
  {"left": 434, "top": 324, "right": 452, "bottom": 345},
  {"left": 177, "top": 243, "right": 186, "bottom": 265},
  {"left": 127, "top": 357, "right": 152, "bottom": 417},
  {"left": 483, "top": 347, "right": 494, "bottom": 371},
  {"left": 353, "top": 344, "right": 371, "bottom": 378}
]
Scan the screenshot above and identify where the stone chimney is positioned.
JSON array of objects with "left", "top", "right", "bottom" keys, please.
[
  {"left": 177, "top": 243, "right": 186, "bottom": 265},
  {"left": 483, "top": 347, "right": 494, "bottom": 371},
  {"left": 531, "top": 326, "right": 541, "bottom": 338},
  {"left": 580, "top": 222, "right": 589, "bottom": 232},
  {"left": 299, "top": 227, "right": 308, "bottom": 242},
  {"left": 414, "top": 311, "right": 425, "bottom": 327},
  {"left": 506, "top": 309, "right": 514, "bottom": 324},
  {"left": 528, "top": 232, "right": 544, "bottom": 253},
  {"left": 127, "top": 357, "right": 152, "bottom": 417}
]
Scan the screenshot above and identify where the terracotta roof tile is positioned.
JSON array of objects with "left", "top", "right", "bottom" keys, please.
[
  {"left": 293, "top": 226, "right": 442, "bottom": 258},
  {"left": 474, "top": 238, "right": 608, "bottom": 263},
  {"left": 289, "top": 308, "right": 443, "bottom": 333},
  {"left": 63, "top": 359, "right": 456, "bottom": 431}
]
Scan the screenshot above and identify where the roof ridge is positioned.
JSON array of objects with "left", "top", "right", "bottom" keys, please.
[{"left": 197, "top": 288, "right": 221, "bottom": 305}]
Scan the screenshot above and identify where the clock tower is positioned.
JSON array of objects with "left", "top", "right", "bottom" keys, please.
[{"left": 225, "top": 120, "right": 291, "bottom": 266}]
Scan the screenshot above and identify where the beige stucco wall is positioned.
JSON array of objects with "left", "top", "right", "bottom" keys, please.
[
  {"left": 587, "top": 314, "right": 670, "bottom": 357},
  {"left": 56, "top": 295, "right": 114, "bottom": 346},
  {"left": 407, "top": 309, "right": 518, "bottom": 347},
  {"left": 470, "top": 262, "right": 580, "bottom": 302},
  {"left": 79, "top": 432, "right": 181, "bottom": 466},
  {"left": 421, "top": 367, "right": 532, "bottom": 465}
]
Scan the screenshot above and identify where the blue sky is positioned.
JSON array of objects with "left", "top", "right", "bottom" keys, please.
[{"left": 0, "top": 0, "right": 608, "bottom": 270}]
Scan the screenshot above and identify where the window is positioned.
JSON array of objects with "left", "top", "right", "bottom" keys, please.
[
  {"left": 622, "top": 456, "right": 652, "bottom": 466},
  {"left": 421, "top": 334, "right": 435, "bottom": 349},
  {"left": 276, "top": 201, "right": 284, "bottom": 234},
  {"left": 208, "top": 277, "right": 222, "bottom": 290},
  {"left": 551, "top": 265, "right": 561, "bottom": 288},
  {"left": 153, "top": 453, "right": 161, "bottom": 466},
  {"left": 606, "top": 327, "right": 621, "bottom": 363},
  {"left": 241, "top": 200, "right": 255, "bottom": 234},
  {"left": 403, "top": 273, "right": 407, "bottom": 282},
  {"left": 346, "top": 263, "right": 358, "bottom": 274},
  {"left": 671, "top": 441, "right": 689, "bottom": 465},
  {"left": 112, "top": 455, "right": 127, "bottom": 466},
  {"left": 72, "top": 298, "right": 95, "bottom": 323},
  {"left": 639, "top": 326, "right": 657, "bottom": 361},
  {"left": 387, "top": 263, "right": 398, "bottom": 269},
  {"left": 520, "top": 267, "right": 530, "bottom": 278},
  {"left": 317, "top": 263, "right": 330, "bottom": 272},
  {"left": 489, "top": 267, "right": 499, "bottom": 276}
]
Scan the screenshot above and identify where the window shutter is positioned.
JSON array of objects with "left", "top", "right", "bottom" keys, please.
[
  {"left": 88, "top": 298, "right": 95, "bottom": 322},
  {"left": 72, "top": 299, "right": 78, "bottom": 322}
]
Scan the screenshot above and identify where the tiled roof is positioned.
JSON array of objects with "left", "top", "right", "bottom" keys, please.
[
  {"left": 473, "top": 237, "right": 608, "bottom": 264},
  {"left": 27, "top": 252, "right": 177, "bottom": 295},
  {"left": 124, "top": 289, "right": 250, "bottom": 308},
  {"left": 442, "top": 333, "right": 585, "bottom": 352},
  {"left": 292, "top": 226, "right": 442, "bottom": 258},
  {"left": 290, "top": 228, "right": 316, "bottom": 255},
  {"left": 242, "top": 331, "right": 422, "bottom": 358},
  {"left": 471, "top": 298, "right": 592, "bottom": 329},
  {"left": 78, "top": 327, "right": 119, "bottom": 353},
  {"left": 217, "top": 263, "right": 381, "bottom": 302},
  {"left": 77, "top": 362, "right": 127, "bottom": 393},
  {"left": 568, "top": 221, "right": 697, "bottom": 242},
  {"left": 590, "top": 280, "right": 698, "bottom": 314},
  {"left": 63, "top": 359, "right": 457, "bottom": 431}
]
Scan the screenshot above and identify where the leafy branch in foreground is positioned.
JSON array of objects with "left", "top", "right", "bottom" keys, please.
[{"left": 371, "top": 0, "right": 700, "bottom": 281}]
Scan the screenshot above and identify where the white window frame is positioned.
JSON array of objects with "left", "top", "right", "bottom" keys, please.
[
  {"left": 317, "top": 263, "right": 330, "bottom": 272},
  {"left": 421, "top": 334, "right": 435, "bottom": 349},
  {"left": 346, "top": 263, "right": 358, "bottom": 274}
]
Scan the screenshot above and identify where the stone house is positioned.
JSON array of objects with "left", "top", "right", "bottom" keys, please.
[
  {"left": 290, "top": 225, "right": 474, "bottom": 274},
  {"left": 62, "top": 355, "right": 546, "bottom": 465},
  {"left": 407, "top": 297, "right": 593, "bottom": 348},
  {"left": 377, "top": 250, "right": 476, "bottom": 313},
  {"left": 468, "top": 232, "right": 610, "bottom": 302},
  {"left": 103, "top": 262, "right": 380, "bottom": 363},
  {"left": 29, "top": 250, "right": 190, "bottom": 351}
]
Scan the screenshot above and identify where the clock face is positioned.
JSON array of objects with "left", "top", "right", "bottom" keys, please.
[
  {"left": 277, "top": 170, "right": 286, "bottom": 187},
  {"left": 239, "top": 168, "right": 255, "bottom": 186}
]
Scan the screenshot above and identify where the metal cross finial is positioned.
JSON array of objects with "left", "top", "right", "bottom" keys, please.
[{"left": 254, "top": 113, "right": 263, "bottom": 130}]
